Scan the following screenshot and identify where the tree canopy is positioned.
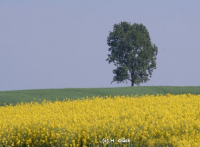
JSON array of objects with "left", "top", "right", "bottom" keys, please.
[{"left": 106, "top": 21, "right": 158, "bottom": 86}]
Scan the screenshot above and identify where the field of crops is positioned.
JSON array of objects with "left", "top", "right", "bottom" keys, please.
[{"left": 1, "top": 94, "right": 200, "bottom": 146}]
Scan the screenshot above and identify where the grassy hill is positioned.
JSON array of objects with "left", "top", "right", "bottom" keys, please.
[{"left": 0, "top": 86, "right": 200, "bottom": 106}]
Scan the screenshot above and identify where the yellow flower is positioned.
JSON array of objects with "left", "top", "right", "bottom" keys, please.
[{"left": 1, "top": 94, "right": 200, "bottom": 146}]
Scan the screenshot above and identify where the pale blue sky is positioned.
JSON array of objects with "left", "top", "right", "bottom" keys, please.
[{"left": 0, "top": 1, "right": 200, "bottom": 91}]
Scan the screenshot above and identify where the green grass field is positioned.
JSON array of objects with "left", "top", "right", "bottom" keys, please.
[{"left": 0, "top": 86, "right": 200, "bottom": 106}]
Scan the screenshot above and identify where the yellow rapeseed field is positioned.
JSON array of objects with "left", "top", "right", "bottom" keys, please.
[{"left": 1, "top": 94, "right": 200, "bottom": 147}]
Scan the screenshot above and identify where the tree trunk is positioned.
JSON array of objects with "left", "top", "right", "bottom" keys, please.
[{"left": 131, "top": 72, "right": 135, "bottom": 87}]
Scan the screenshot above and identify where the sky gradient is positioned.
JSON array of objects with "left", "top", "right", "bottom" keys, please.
[{"left": 0, "top": 1, "right": 200, "bottom": 91}]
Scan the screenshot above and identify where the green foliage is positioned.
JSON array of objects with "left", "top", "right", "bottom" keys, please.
[
  {"left": 106, "top": 21, "right": 158, "bottom": 86},
  {"left": 112, "top": 66, "right": 129, "bottom": 84}
]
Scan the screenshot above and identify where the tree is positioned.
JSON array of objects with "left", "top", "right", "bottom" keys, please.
[{"left": 106, "top": 21, "right": 158, "bottom": 87}]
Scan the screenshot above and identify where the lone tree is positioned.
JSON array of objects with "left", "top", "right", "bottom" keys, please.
[{"left": 106, "top": 21, "right": 158, "bottom": 87}]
